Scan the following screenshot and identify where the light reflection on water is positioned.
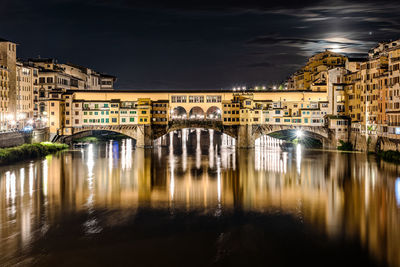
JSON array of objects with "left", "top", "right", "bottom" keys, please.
[{"left": 0, "top": 137, "right": 399, "bottom": 266}]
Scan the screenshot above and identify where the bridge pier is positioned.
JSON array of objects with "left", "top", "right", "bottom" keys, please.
[
  {"left": 136, "top": 125, "right": 153, "bottom": 148},
  {"left": 237, "top": 125, "right": 254, "bottom": 149}
]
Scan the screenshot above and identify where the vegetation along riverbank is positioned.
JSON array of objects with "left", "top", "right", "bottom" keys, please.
[{"left": 0, "top": 142, "right": 68, "bottom": 165}]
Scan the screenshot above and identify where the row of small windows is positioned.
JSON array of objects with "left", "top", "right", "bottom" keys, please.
[
  {"left": 223, "top": 104, "right": 239, "bottom": 108},
  {"left": 224, "top": 110, "right": 239, "bottom": 114},
  {"left": 268, "top": 118, "right": 323, "bottom": 123},
  {"left": 171, "top": 95, "right": 222, "bottom": 103}
]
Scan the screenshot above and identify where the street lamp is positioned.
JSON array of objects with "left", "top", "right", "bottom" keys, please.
[{"left": 296, "top": 130, "right": 303, "bottom": 138}]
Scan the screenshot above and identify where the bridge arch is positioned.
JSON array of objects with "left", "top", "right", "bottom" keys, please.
[
  {"left": 171, "top": 106, "right": 187, "bottom": 120},
  {"left": 252, "top": 125, "right": 330, "bottom": 146},
  {"left": 189, "top": 106, "right": 205, "bottom": 120},
  {"left": 57, "top": 126, "right": 140, "bottom": 144},
  {"left": 206, "top": 106, "right": 222, "bottom": 120}
]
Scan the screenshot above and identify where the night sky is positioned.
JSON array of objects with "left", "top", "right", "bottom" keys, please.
[{"left": 1, "top": 0, "right": 400, "bottom": 90}]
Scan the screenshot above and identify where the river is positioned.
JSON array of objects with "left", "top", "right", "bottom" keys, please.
[{"left": 0, "top": 136, "right": 399, "bottom": 266}]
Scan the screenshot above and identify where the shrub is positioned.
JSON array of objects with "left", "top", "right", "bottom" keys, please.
[
  {"left": 337, "top": 140, "right": 353, "bottom": 151},
  {"left": 0, "top": 142, "right": 68, "bottom": 165}
]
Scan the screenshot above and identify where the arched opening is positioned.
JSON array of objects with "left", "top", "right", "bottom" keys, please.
[
  {"left": 61, "top": 130, "right": 136, "bottom": 146},
  {"left": 171, "top": 106, "right": 187, "bottom": 120},
  {"left": 256, "top": 129, "right": 324, "bottom": 149},
  {"left": 189, "top": 107, "right": 205, "bottom": 120},
  {"left": 206, "top": 106, "right": 222, "bottom": 120}
]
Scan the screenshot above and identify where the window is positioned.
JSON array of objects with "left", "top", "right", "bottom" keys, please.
[
  {"left": 95, "top": 104, "right": 99, "bottom": 108},
  {"left": 75, "top": 111, "right": 79, "bottom": 115},
  {"left": 75, "top": 119, "right": 79, "bottom": 124},
  {"left": 51, "top": 112, "right": 54, "bottom": 115},
  {"left": 112, "top": 118, "right": 117, "bottom": 123},
  {"left": 104, "top": 104, "right": 109, "bottom": 108},
  {"left": 141, "top": 111, "right": 146, "bottom": 114},
  {"left": 106, "top": 118, "right": 109, "bottom": 123},
  {"left": 101, "top": 118, "right": 104, "bottom": 123},
  {"left": 66, "top": 120, "right": 70, "bottom": 124},
  {"left": 84, "top": 119, "right": 87, "bottom": 123},
  {"left": 84, "top": 112, "right": 87, "bottom": 115},
  {"left": 51, "top": 102, "right": 55, "bottom": 107},
  {"left": 275, "top": 118, "right": 280, "bottom": 123},
  {"left": 206, "top": 95, "right": 221, "bottom": 103},
  {"left": 95, "top": 112, "right": 98, "bottom": 115},
  {"left": 171, "top": 95, "right": 187, "bottom": 103},
  {"left": 189, "top": 96, "right": 204, "bottom": 103},
  {"left": 122, "top": 118, "right": 126, "bottom": 122}
]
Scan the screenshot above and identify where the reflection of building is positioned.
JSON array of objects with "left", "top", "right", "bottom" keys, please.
[{"left": 0, "top": 141, "right": 400, "bottom": 266}]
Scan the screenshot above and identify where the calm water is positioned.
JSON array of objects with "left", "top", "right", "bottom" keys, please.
[{"left": 1, "top": 138, "right": 400, "bottom": 266}]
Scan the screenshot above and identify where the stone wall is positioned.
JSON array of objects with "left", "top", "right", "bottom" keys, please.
[
  {"left": 0, "top": 132, "right": 31, "bottom": 148},
  {"left": 0, "top": 128, "right": 50, "bottom": 148}
]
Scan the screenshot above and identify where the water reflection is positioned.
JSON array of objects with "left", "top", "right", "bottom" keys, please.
[{"left": 0, "top": 139, "right": 399, "bottom": 266}]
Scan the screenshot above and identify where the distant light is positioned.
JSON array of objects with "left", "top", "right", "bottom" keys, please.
[
  {"left": 242, "top": 86, "right": 246, "bottom": 90},
  {"left": 296, "top": 130, "right": 303, "bottom": 138},
  {"left": 262, "top": 86, "right": 266, "bottom": 90},
  {"left": 6, "top": 114, "right": 13, "bottom": 120},
  {"left": 273, "top": 86, "right": 277, "bottom": 90}
]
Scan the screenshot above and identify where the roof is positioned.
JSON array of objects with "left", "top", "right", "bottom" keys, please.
[
  {"left": 0, "top": 37, "right": 12, "bottom": 42},
  {"left": 347, "top": 57, "right": 368, "bottom": 62},
  {"left": 27, "top": 58, "right": 56, "bottom": 63},
  {"left": 100, "top": 73, "right": 117, "bottom": 80}
]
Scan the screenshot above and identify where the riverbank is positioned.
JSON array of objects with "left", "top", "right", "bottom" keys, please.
[{"left": 0, "top": 142, "right": 68, "bottom": 165}]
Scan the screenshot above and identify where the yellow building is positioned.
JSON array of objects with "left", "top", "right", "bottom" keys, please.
[
  {"left": 387, "top": 41, "right": 400, "bottom": 131},
  {"left": 151, "top": 100, "right": 169, "bottom": 125},
  {"left": 0, "top": 39, "right": 17, "bottom": 117},
  {"left": 16, "top": 62, "right": 37, "bottom": 121},
  {"left": 291, "top": 50, "right": 347, "bottom": 91},
  {"left": 0, "top": 65, "right": 9, "bottom": 129}
]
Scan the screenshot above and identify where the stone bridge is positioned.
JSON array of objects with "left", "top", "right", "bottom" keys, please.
[{"left": 56, "top": 121, "right": 334, "bottom": 148}]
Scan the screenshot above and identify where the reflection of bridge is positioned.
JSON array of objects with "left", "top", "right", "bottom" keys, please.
[{"left": 58, "top": 120, "right": 335, "bottom": 148}]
